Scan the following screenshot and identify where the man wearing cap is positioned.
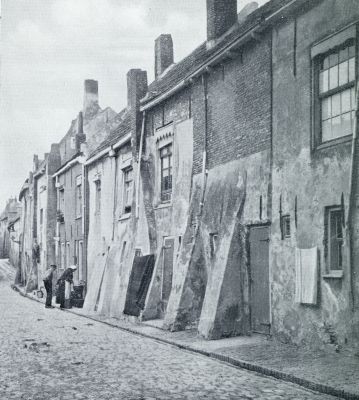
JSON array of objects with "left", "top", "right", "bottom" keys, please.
[
  {"left": 57, "top": 265, "right": 77, "bottom": 309},
  {"left": 43, "top": 264, "right": 57, "bottom": 308}
]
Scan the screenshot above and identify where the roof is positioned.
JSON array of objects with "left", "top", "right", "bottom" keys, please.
[
  {"left": 141, "top": 0, "right": 301, "bottom": 107},
  {"left": 87, "top": 110, "right": 132, "bottom": 159}
]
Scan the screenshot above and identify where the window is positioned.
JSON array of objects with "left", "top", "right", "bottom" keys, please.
[
  {"left": 317, "top": 41, "right": 356, "bottom": 143},
  {"left": 209, "top": 233, "right": 219, "bottom": 258},
  {"left": 60, "top": 242, "right": 65, "bottom": 270},
  {"left": 160, "top": 144, "right": 172, "bottom": 202},
  {"left": 326, "top": 207, "right": 343, "bottom": 271},
  {"left": 59, "top": 188, "right": 65, "bottom": 213},
  {"left": 66, "top": 242, "right": 71, "bottom": 267},
  {"left": 281, "top": 215, "right": 291, "bottom": 239},
  {"left": 95, "top": 180, "right": 101, "bottom": 214},
  {"left": 123, "top": 167, "right": 133, "bottom": 214},
  {"left": 40, "top": 208, "right": 43, "bottom": 225},
  {"left": 75, "top": 176, "right": 82, "bottom": 218}
]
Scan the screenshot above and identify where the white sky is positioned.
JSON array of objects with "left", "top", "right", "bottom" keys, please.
[{"left": 0, "top": 0, "right": 269, "bottom": 211}]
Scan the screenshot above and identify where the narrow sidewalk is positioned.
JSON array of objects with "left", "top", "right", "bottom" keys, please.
[{"left": 13, "top": 284, "right": 359, "bottom": 400}]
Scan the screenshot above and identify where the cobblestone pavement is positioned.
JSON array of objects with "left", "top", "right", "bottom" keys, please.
[{"left": 0, "top": 260, "right": 337, "bottom": 400}]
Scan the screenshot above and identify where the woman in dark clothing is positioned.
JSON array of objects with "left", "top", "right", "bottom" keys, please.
[{"left": 57, "top": 265, "right": 77, "bottom": 309}]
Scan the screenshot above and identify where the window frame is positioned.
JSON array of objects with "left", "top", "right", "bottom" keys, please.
[
  {"left": 122, "top": 166, "right": 134, "bottom": 215},
  {"left": 324, "top": 206, "right": 344, "bottom": 272},
  {"left": 94, "top": 179, "right": 101, "bottom": 215},
  {"left": 313, "top": 37, "right": 357, "bottom": 149},
  {"left": 160, "top": 143, "right": 173, "bottom": 203},
  {"left": 75, "top": 175, "right": 82, "bottom": 219},
  {"left": 281, "top": 215, "right": 291, "bottom": 240}
]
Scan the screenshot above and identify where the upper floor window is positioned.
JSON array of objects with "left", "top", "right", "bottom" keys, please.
[
  {"left": 319, "top": 42, "right": 356, "bottom": 143},
  {"left": 160, "top": 144, "right": 172, "bottom": 202},
  {"left": 95, "top": 180, "right": 101, "bottom": 215},
  {"left": 123, "top": 167, "right": 133, "bottom": 214},
  {"left": 75, "top": 176, "right": 82, "bottom": 218}
]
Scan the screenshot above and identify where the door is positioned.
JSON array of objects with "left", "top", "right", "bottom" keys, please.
[
  {"left": 161, "top": 238, "right": 174, "bottom": 313},
  {"left": 249, "top": 226, "right": 270, "bottom": 334}
]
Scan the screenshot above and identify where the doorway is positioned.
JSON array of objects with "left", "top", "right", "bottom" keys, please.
[{"left": 249, "top": 225, "right": 270, "bottom": 334}]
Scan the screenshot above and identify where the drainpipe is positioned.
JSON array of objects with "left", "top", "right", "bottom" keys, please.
[
  {"left": 136, "top": 111, "right": 146, "bottom": 219},
  {"left": 347, "top": 85, "right": 359, "bottom": 311},
  {"left": 112, "top": 151, "right": 118, "bottom": 241},
  {"left": 199, "top": 74, "right": 209, "bottom": 217},
  {"left": 82, "top": 162, "right": 89, "bottom": 286}
]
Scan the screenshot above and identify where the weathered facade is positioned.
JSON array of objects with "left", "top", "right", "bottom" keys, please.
[
  {"left": 271, "top": 0, "right": 359, "bottom": 346},
  {"left": 0, "top": 198, "right": 21, "bottom": 259},
  {"left": 83, "top": 69, "right": 149, "bottom": 317},
  {"left": 9, "top": 0, "right": 359, "bottom": 349},
  {"left": 54, "top": 80, "right": 122, "bottom": 292},
  {"left": 8, "top": 216, "right": 21, "bottom": 273}
]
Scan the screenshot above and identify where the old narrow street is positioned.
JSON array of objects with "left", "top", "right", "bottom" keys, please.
[{"left": 0, "top": 260, "right": 336, "bottom": 400}]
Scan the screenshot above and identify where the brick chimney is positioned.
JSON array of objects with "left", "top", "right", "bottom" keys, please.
[
  {"left": 155, "top": 34, "right": 174, "bottom": 79},
  {"left": 83, "top": 79, "right": 99, "bottom": 117},
  {"left": 127, "top": 69, "right": 148, "bottom": 111},
  {"left": 76, "top": 111, "right": 86, "bottom": 151},
  {"left": 207, "top": 0, "right": 237, "bottom": 42}
]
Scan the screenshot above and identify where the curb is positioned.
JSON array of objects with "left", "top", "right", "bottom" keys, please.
[{"left": 13, "top": 285, "right": 358, "bottom": 400}]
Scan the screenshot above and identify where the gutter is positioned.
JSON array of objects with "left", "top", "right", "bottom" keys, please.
[
  {"left": 84, "top": 132, "right": 132, "bottom": 166},
  {"left": 52, "top": 155, "right": 84, "bottom": 179},
  {"left": 140, "top": 0, "right": 303, "bottom": 112}
]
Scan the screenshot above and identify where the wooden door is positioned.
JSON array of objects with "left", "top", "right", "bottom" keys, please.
[{"left": 249, "top": 226, "right": 270, "bottom": 334}]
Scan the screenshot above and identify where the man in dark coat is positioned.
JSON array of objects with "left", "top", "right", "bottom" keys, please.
[
  {"left": 43, "top": 264, "right": 57, "bottom": 308},
  {"left": 57, "top": 265, "right": 77, "bottom": 309}
]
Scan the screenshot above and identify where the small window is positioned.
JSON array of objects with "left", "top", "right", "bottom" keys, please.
[
  {"left": 59, "top": 188, "right": 65, "bottom": 213},
  {"left": 209, "top": 233, "right": 219, "bottom": 258},
  {"left": 281, "top": 215, "right": 291, "bottom": 239},
  {"left": 40, "top": 208, "right": 43, "bottom": 225},
  {"left": 160, "top": 144, "right": 173, "bottom": 202},
  {"left": 326, "top": 207, "right": 343, "bottom": 271},
  {"left": 123, "top": 167, "right": 133, "bottom": 214},
  {"left": 95, "top": 180, "right": 101, "bottom": 214},
  {"left": 316, "top": 41, "right": 356, "bottom": 144},
  {"left": 75, "top": 176, "right": 82, "bottom": 218},
  {"left": 135, "top": 248, "right": 142, "bottom": 257}
]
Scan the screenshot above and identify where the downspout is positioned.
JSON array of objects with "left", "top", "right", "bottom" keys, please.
[
  {"left": 347, "top": 85, "right": 359, "bottom": 311},
  {"left": 112, "top": 152, "right": 118, "bottom": 241},
  {"left": 136, "top": 111, "right": 146, "bottom": 219},
  {"left": 83, "top": 162, "right": 89, "bottom": 286},
  {"left": 199, "top": 74, "right": 209, "bottom": 217}
]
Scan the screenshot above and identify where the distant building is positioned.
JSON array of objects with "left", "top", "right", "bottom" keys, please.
[{"left": 0, "top": 198, "right": 21, "bottom": 259}]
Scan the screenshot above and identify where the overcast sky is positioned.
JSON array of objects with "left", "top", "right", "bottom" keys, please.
[{"left": 0, "top": 0, "right": 268, "bottom": 211}]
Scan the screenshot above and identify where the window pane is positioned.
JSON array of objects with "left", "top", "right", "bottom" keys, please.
[
  {"left": 349, "top": 58, "right": 355, "bottom": 81},
  {"left": 322, "top": 55, "right": 330, "bottom": 70},
  {"left": 351, "top": 87, "right": 356, "bottom": 110},
  {"left": 162, "top": 157, "right": 169, "bottom": 169},
  {"left": 341, "top": 89, "right": 351, "bottom": 113},
  {"left": 321, "top": 97, "right": 331, "bottom": 120},
  {"left": 329, "top": 52, "right": 339, "bottom": 67},
  {"left": 338, "top": 61, "right": 348, "bottom": 86},
  {"left": 352, "top": 111, "right": 356, "bottom": 134},
  {"left": 319, "top": 70, "right": 329, "bottom": 93},
  {"left": 329, "top": 65, "right": 338, "bottom": 90},
  {"left": 331, "top": 93, "right": 341, "bottom": 116},
  {"left": 322, "top": 119, "right": 332, "bottom": 142},
  {"left": 349, "top": 45, "right": 355, "bottom": 58},
  {"left": 341, "top": 112, "right": 352, "bottom": 136},
  {"left": 339, "top": 47, "right": 348, "bottom": 62},
  {"left": 331, "top": 116, "right": 342, "bottom": 138}
]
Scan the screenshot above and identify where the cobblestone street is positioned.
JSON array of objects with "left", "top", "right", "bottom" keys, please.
[{"left": 0, "top": 260, "right": 337, "bottom": 400}]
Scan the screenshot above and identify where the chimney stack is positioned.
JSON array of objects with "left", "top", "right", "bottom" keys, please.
[
  {"left": 83, "top": 79, "right": 99, "bottom": 116},
  {"left": 155, "top": 34, "right": 174, "bottom": 79},
  {"left": 127, "top": 69, "right": 148, "bottom": 111},
  {"left": 207, "top": 0, "right": 237, "bottom": 42}
]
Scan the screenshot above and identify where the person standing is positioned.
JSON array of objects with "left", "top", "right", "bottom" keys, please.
[
  {"left": 57, "top": 265, "right": 77, "bottom": 309},
  {"left": 43, "top": 264, "right": 57, "bottom": 309}
]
